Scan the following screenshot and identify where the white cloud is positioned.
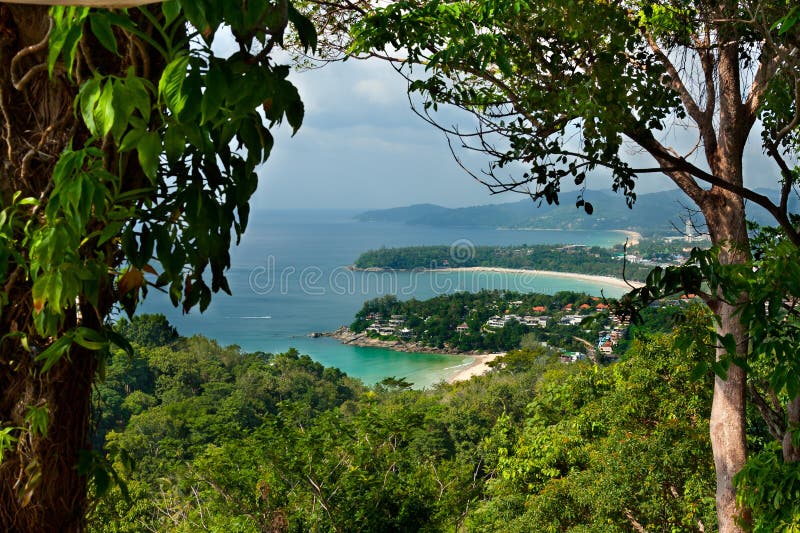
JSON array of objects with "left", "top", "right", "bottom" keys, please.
[{"left": 353, "top": 78, "right": 396, "bottom": 105}]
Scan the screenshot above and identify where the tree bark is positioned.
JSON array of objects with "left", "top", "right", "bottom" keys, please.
[
  {"left": 783, "top": 396, "right": 800, "bottom": 463},
  {"left": 0, "top": 352, "right": 97, "bottom": 532},
  {"left": 708, "top": 301, "right": 748, "bottom": 533},
  {"left": 0, "top": 6, "right": 99, "bottom": 531},
  {"left": 702, "top": 187, "right": 750, "bottom": 533}
]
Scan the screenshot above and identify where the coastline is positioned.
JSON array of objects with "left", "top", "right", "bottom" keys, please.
[
  {"left": 319, "top": 326, "right": 505, "bottom": 384},
  {"left": 613, "top": 229, "right": 642, "bottom": 246},
  {"left": 317, "top": 328, "right": 509, "bottom": 384},
  {"left": 447, "top": 352, "right": 505, "bottom": 383},
  {"left": 432, "top": 266, "right": 644, "bottom": 290},
  {"left": 320, "top": 327, "right": 483, "bottom": 356},
  {"left": 494, "top": 226, "right": 642, "bottom": 246}
]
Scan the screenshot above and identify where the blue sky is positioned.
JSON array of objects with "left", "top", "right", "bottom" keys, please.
[{"left": 250, "top": 56, "right": 781, "bottom": 211}]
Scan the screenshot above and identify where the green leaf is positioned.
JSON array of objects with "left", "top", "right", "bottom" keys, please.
[
  {"left": 89, "top": 12, "right": 118, "bottom": 55},
  {"left": 201, "top": 65, "right": 227, "bottom": 124},
  {"left": 104, "top": 328, "right": 134, "bottom": 358},
  {"left": 95, "top": 80, "right": 115, "bottom": 138},
  {"left": 24, "top": 405, "right": 49, "bottom": 438},
  {"left": 288, "top": 3, "right": 318, "bottom": 53},
  {"left": 137, "top": 131, "right": 161, "bottom": 183},
  {"left": 164, "top": 125, "right": 185, "bottom": 163},
  {"left": 119, "top": 127, "right": 146, "bottom": 153},
  {"left": 73, "top": 327, "right": 108, "bottom": 351},
  {"left": 159, "top": 55, "right": 190, "bottom": 116},
  {"left": 285, "top": 98, "right": 304, "bottom": 136},
  {"left": 125, "top": 75, "right": 153, "bottom": 123},
  {"left": 0, "top": 426, "right": 18, "bottom": 463},
  {"left": 48, "top": 7, "right": 90, "bottom": 77},
  {"left": 94, "top": 466, "right": 111, "bottom": 497},
  {"left": 78, "top": 77, "right": 102, "bottom": 136},
  {"left": 35, "top": 333, "right": 73, "bottom": 373},
  {"left": 719, "top": 333, "right": 737, "bottom": 357},
  {"left": 161, "top": 0, "right": 181, "bottom": 26},
  {"left": 179, "top": 2, "right": 208, "bottom": 37},
  {"left": 689, "top": 361, "right": 708, "bottom": 381},
  {"left": 32, "top": 271, "right": 64, "bottom": 316}
]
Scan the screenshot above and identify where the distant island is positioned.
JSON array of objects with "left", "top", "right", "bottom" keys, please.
[
  {"left": 356, "top": 188, "right": 790, "bottom": 234},
  {"left": 353, "top": 243, "right": 654, "bottom": 282}
]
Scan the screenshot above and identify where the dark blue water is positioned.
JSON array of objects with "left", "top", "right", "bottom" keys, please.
[{"left": 141, "top": 209, "right": 628, "bottom": 387}]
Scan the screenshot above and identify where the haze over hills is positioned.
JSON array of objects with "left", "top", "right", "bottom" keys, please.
[{"left": 356, "top": 189, "right": 794, "bottom": 234}]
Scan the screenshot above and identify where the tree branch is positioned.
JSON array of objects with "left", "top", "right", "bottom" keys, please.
[
  {"left": 743, "top": 54, "right": 782, "bottom": 130},
  {"left": 748, "top": 382, "right": 786, "bottom": 441},
  {"left": 625, "top": 128, "right": 707, "bottom": 205},
  {"left": 627, "top": 127, "right": 800, "bottom": 246},
  {"left": 644, "top": 31, "right": 714, "bottom": 142},
  {"left": 775, "top": 77, "right": 800, "bottom": 145}
]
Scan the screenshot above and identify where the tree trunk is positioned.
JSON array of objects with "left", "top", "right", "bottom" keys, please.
[
  {"left": 703, "top": 188, "right": 751, "bottom": 533},
  {"left": 0, "top": 352, "right": 97, "bottom": 532},
  {"left": 709, "top": 302, "right": 748, "bottom": 533},
  {"left": 783, "top": 396, "right": 800, "bottom": 463},
  {"left": 0, "top": 6, "right": 97, "bottom": 531}
]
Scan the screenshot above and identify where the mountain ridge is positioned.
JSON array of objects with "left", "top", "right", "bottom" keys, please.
[{"left": 356, "top": 189, "right": 793, "bottom": 234}]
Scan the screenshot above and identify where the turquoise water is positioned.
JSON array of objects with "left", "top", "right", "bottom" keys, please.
[{"left": 141, "top": 209, "right": 629, "bottom": 388}]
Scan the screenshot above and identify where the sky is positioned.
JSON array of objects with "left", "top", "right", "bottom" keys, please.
[
  {"left": 242, "top": 52, "right": 781, "bottom": 211},
  {"left": 254, "top": 58, "right": 535, "bottom": 210}
]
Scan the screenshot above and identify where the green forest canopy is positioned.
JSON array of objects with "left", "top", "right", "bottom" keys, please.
[{"left": 88, "top": 309, "right": 738, "bottom": 532}]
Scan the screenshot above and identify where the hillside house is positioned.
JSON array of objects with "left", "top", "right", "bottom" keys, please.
[
  {"left": 559, "top": 315, "right": 584, "bottom": 326},
  {"left": 522, "top": 315, "right": 549, "bottom": 327}
]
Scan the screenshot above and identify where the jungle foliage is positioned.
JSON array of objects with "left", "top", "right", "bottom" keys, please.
[{"left": 87, "top": 310, "right": 727, "bottom": 532}]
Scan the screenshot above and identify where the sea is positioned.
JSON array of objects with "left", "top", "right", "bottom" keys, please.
[{"left": 140, "top": 209, "right": 630, "bottom": 388}]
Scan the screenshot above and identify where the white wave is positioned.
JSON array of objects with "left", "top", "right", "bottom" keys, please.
[{"left": 441, "top": 362, "right": 472, "bottom": 371}]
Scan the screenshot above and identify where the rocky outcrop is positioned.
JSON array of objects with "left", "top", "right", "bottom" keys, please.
[{"left": 314, "top": 327, "right": 485, "bottom": 356}]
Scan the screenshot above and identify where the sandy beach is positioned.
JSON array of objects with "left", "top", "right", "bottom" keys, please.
[
  {"left": 435, "top": 267, "right": 643, "bottom": 290},
  {"left": 448, "top": 352, "right": 505, "bottom": 383},
  {"left": 614, "top": 229, "right": 642, "bottom": 246}
]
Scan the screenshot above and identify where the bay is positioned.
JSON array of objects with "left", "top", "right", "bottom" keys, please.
[{"left": 141, "top": 209, "right": 631, "bottom": 388}]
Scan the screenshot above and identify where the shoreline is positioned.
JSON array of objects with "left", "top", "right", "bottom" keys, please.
[
  {"left": 493, "top": 227, "right": 642, "bottom": 246},
  {"left": 316, "top": 328, "right": 506, "bottom": 384},
  {"left": 319, "top": 327, "right": 483, "bottom": 356},
  {"left": 349, "top": 266, "right": 643, "bottom": 289},
  {"left": 447, "top": 352, "right": 505, "bottom": 383},
  {"left": 432, "top": 266, "right": 644, "bottom": 290},
  {"left": 613, "top": 229, "right": 642, "bottom": 246}
]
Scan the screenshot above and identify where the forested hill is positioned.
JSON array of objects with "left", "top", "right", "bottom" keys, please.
[
  {"left": 90, "top": 311, "right": 726, "bottom": 531},
  {"left": 354, "top": 244, "right": 653, "bottom": 281},
  {"left": 356, "top": 188, "right": 791, "bottom": 233}
]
